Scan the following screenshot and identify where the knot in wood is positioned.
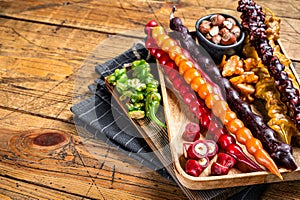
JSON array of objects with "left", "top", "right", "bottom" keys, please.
[
  {"left": 9, "top": 129, "right": 72, "bottom": 162},
  {"left": 33, "top": 132, "right": 66, "bottom": 146}
]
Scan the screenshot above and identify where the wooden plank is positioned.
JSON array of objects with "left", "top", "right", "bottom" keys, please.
[
  {"left": 0, "top": 19, "right": 96, "bottom": 122},
  {"left": 0, "top": 0, "right": 299, "bottom": 59},
  {"left": 0, "top": 16, "right": 299, "bottom": 125},
  {"left": 0, "top": 112, "right": 187, "bottom": 200},
  {"left": 0, "top": 3, "right": 298, "bottom": 121},
  {"left": 0, "top": 0, "right": 299, "bottom": 199},
  {"left": 1, "top": 0, "right": 299, "bottom": 26},
  {"left": 261, "top": 180, "right": 300, "bottom": 200},
  {"left": 0, "top": 176, "right": 83, "bottom": 200},
  {"left": 0, "top": 18, "right": 101, "bottom": 122},
  {"left": 0, "top": 16, "right": 189, "bottom": 200},
  {"left": 0, "top": 18, "right": 153, "bottom": 123}
]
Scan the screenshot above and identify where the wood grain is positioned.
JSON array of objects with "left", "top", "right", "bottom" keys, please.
[
  {"left": 0, "top": 0, "right": 299, "bottom": 60},
  {"left": 0, "top": 175, "right": 83, "bottom": 200},
  {"left": 0, "top": 127, "right": 187, "bottom": 200},
  {"left": 0, "top": 0, "right": 299, "bottom": 199},
  {"left": 261, "top": 180, "right": 300, "bottom": 200},
  {"left": 0, "top": 11, "right": 188, "bottom": 200},
  {"left": 0, "top": 18, "right": 101, "bottom": 122}
]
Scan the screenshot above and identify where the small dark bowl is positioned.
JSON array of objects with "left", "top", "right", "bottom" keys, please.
[{"left": 195, "top": 13, "right": 245, "bottom": 64}]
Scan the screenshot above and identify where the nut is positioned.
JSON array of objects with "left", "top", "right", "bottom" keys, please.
[
  {"left": 198, "top": 21, "right": 211, "bottom": 34},
  {"left": 221, "top": 55, "right": 244, "bottom": 77},
  {"left": 219, "top": 27, "right": 229, "bottom": 36},
  {"left": 230, "top": 75, "right": 244, "bottom": 85},
  {"left": 223, "top": 20, "right": 234, "bottom": 30},
  {"left": 221, "top": 32, "right": 237, "bottom": 45},
  {"left": 205, "top": 33, "right": 212, "bottom": 40},
  {"left": 236, "top": 83, "right": 256, "bottom": 103},
  {"left": 230, "top": 72, "right": 258, "bottom": 86},
  {"left": 210, "top": 14, "right": 225, "bottom": 26},
  {"left": 209, "top": 26, "right": 219, "bottom": 37},
  {"left": 236, "top": 59, "right": 244, "bottom": 74},
  {"left": 230, "top": 25, "right": 241, "bottom": 39},
  {"left": 199, "top": 14, "right": 241, "bottom": 46},
  {"left": 237, "top": 83, "right": 255, "bottom": 94},
  {"left": 226, "top": 18, "right": 236, "bottom": 26},
  {"left": 211, "top": 34, "right": 222, "bottom": 44},
  {"left": 243, "top": 57, "right": 258, "bottom": 71},
  {"left": 243, "top": 71, "right": 259, "bottom": 83}
]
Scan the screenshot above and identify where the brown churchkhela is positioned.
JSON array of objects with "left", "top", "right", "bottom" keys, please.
[{"left": 237, "top": 0, "right": 300, "bottom": 132}]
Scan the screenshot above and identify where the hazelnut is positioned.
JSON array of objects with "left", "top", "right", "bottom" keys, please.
[
  {"left": 205, "top": 33, "right": 212, "bottom": 40},
  {"left": 211, "top": 34, "right": 222, "bottom": 44},
  {"left": 226, "top": 18, "right": 236, "bottom": 26},
  {"left": 209, "top": 26, "right": 219, "bottom": 37},
  {"left": 210, "top": 14, "right": 225, "bottom": 26},
  {"left": 198, "top": 21, "right": 211, "bottom": 34},
  {"left": 223, "top": 20, "right": 234, "bottom": 30},
  {"left": 219, "top": 27, "right": 229, "bottom": 36},
  {"left": 230, "top": 25, "right": 241, "bottom": 39},
  {"left": 221, "top": 32, "right": 237, "bottom": 45}
]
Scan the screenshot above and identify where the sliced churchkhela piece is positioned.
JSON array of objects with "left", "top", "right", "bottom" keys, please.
[{"left": 168, "top": 7, "right": 297, "bottom": 171}]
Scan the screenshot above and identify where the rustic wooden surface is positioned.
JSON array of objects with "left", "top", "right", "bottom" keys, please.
[{"left": 0, "top": 0, "right": 299, "bottom": 199}]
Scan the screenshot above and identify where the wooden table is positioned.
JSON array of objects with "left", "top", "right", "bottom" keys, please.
[{"left": 0, "top": 0, "right": 299, "bottom": 199}]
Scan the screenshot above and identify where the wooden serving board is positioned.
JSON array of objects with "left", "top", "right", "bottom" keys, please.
[
  {"left": 158, "top": 66, "right": 300, "bottom": 190},
  {"left": 157, "top": 40, "right": 300, "bottom": 190}
]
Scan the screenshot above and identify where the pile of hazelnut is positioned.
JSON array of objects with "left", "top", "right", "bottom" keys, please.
[{"left": 198, "top": 14, "right": 241, "bottom": 45}]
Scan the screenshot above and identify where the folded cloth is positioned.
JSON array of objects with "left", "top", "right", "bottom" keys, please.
[{"left": 71, "top": 41, "right": 268, "bottom": 199}]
